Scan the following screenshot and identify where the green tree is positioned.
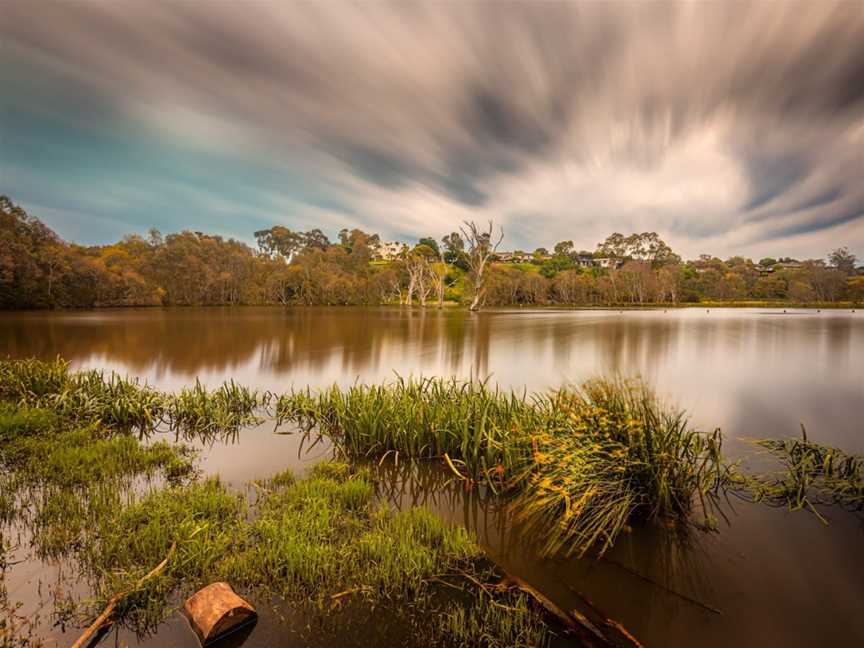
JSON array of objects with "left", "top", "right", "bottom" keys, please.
[{"left": 828, "top": 247, "right": 857, "bottom": 275}]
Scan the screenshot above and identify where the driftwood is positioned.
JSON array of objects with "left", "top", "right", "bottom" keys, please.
[
  {"left": 499, "top": 574, "right": 612, "bottom": 648},
  {"left": 183, "top": 582, "right": 256, "bottom": 645},
  {"left": 71, "top": 542, "right": 177, "bottom": 648},
  {"left": 566, "top": 586, "right": 645, "bottom": 648}
]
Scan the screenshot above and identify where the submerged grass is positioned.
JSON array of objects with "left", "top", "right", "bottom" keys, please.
[
  {"left": 738, "top": 426, "right": 864, "bottom": 521},
  {"left": 278, "top": 375, "right": 729, "bottom": 557}
]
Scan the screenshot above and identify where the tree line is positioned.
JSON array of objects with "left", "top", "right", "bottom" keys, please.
[{"left": 1, "top": 195, "right": 861, "bottom": 310}]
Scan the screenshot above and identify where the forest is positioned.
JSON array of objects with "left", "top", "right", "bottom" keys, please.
[{"left": 2, "top": 195, "right": 862, "bottom": 310}]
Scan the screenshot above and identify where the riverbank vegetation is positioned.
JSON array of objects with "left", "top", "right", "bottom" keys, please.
[
  {"left": 0, "top": 360, "right": 561, "bottom": 647},
  {"left": 2, "top": 358, "right": 861, "bottom": 646},
  {"left": 4, "top": 195, "right": 862, "bottom": 310}
]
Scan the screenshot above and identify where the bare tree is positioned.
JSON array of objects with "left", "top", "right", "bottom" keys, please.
[
  {"left": 460, "top": 220, "right": 504, "bottom": 311},
  {"left": 403, "top": 245, "right": 436, "bottom": 306},
  {"left": 427, "top": 261, "right": 446, "bottom": 308}
]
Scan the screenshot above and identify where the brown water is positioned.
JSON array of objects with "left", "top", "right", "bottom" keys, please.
[{"left": 2, "top": 306, "right": 863, "bottom": 647}]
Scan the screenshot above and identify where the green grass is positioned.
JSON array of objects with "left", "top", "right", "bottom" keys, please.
[
  {"left": 0, "top": 358, "right": 268, "bottom": 438},
  {"left": 69, "top": 462, "right": 549, "bottom": 642},
  {"left": 278, "top": 376, "right": 729, "bottom": 557},
  {"left": 0, "top": 378, "right": 554, "bottom": 646},
  {"left": 166, "top": 379, "right": 262, "bottom": 437},
  {"left": 277, "top": 377, "right": 542, "bottom": 487},
  {"left": 437, "top": 591, "right": 551, "bottom": 648}
]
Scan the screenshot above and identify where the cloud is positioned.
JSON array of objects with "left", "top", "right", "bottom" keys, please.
[{"left": 1, "top": 1, "right": 863, "bottom": 258}]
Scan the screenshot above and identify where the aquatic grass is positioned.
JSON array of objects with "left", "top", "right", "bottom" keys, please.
[
  {"left": 0, "top": 403, "right": 57, "bottom": 443},
  {"left": 0, "top": 357, "right": 71, "bottom": 402},
  {"left": 225, "top": 470, "right": 482, "bottom": 603},
  {"left": 0, "top": 359, "right": 166, "bottom": 431},
  {"left": 166, "top": 379, "right": 262, "bottom": 436},
  {"left": 510, "top": 378, "right": 728, "bottom": 557},
  {"left": 1, "top": 423, "right": 193, "bottom": 489},
  {"left": 279, "top": 376, "right": 729, "bottom": 558},
  {"left": 277, "top": 376, "right": 544, "bottom": 485},
  {"left": 80, "top": 477, "right": 248, "bottom": 631},
  {"left": 72, "top": 462, "right": 539, "bottom": 642},
  {"left": 437, "top": 590, "right": 551, "bottom": 648},
  {"left": 740, "top": 427, "right": 864, "bottom": 520},
  {"left": 54, "top": 370, "right": 166, "bottom": 430},
  {"left": 1, "top": 359, "right": 269, "bottom": 441}
]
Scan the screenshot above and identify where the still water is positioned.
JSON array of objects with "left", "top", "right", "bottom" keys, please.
[{"left": 1, "top": 306, "right": 863, "bottom": 647}]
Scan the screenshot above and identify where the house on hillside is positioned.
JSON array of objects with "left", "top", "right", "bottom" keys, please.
[
  {"left": 593, "top": 257, "right": 620, "bottom": 269},
  {"left": 575, "top": 255, "right": 595, "bottom": 268},
  {"left": 496, "top": 251, "right": 533, "bottom": 263},
  {"left": 375, "top": 241, "right": 407, "bottom": 261},
  {"left": 775, "top": 261, "right": 804, "bottom": 270}
]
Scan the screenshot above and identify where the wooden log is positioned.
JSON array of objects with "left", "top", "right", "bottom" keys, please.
[{"left": 183, "top": 582, "right": 256, "bottom": 645}]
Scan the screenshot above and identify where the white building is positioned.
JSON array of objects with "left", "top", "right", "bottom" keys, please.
[{"left": 375, "top": 241, "right": 407, "bottom": 261}]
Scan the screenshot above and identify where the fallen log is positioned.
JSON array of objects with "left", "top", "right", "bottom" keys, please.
[{"left": 71, "top": 542, "right": 176, "bottom": 648}]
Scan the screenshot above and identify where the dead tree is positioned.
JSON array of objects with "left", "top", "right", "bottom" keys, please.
[{"left": 460, "top": 220, "right": 503, "bottom": 311}]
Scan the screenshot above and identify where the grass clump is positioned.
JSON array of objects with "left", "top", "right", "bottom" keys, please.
[
  {"left": 0, "top": 358, "right": 266, "bottom": 438},
  {"left": 0, "top": 403, "right": 56, "bottom": 442},
  {"left": 511, "top": 378, "right": 727, "bottom": 557},
  {"left": 0, "top": 358, "right": 165, "bottom": 430},
  {"left": 226, "top": 462, "right": 478, "bottom": 601},
  {"left": 0, "top": 357, "right": 70, "bottom": 402},
  {"left": 437, "top": 591, "right": 551, "bottom": 648},
  {"left": 81, "top": 477, "right": 248, "bottom": 629},
  {"left": 740, "top": 426, "right": 863, "bottom": 521},
  {"left": 277, "top": 377, "right": 543, "bottom": 486},
  {"left": 167, "top": 379, "right": 262, "bottom": 436}
]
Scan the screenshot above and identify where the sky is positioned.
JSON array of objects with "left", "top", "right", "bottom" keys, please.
[{"left": 2, "top": 2, "right": 864, "bottom": 261}]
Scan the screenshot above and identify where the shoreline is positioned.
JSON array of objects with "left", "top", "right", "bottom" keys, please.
[{"left": 0, "top": 301, "right": 859, "bottom": 314}]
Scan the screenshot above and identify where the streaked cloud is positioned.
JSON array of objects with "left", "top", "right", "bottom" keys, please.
[{"left": 1, "top": 1, "right": 863, "bottom": 259}]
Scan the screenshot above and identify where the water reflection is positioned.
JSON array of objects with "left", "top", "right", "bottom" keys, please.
[{"left": 2, "top": 307, "right": 861, "bottom": 453}]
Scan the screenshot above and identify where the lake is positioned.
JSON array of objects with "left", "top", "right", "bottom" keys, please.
[{"left": 2, "top": 306, "right": 863, "bottom": 647}]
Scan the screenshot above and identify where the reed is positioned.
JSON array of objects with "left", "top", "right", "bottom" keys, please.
[
  {"left": 277, "top": 376, "right": 544, "bottom": 485},
  {"left": 0, "top": 358, "right": 165, "bottom": 430},
  {"left": 166, "top": 379, "right": 262, "bottom": 436},
  {"left": 0, "top": 357, "right": 70, "bottom": 401},
  {"left": 1, "top": 358, "right": 267, "bottom": 438}
]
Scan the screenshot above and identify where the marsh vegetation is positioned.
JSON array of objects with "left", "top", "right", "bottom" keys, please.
[{"left": 2, "top": 358, "right": 862, "bottom": 647}]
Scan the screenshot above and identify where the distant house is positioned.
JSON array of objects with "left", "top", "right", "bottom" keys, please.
[
  {"left": 575, "top": 255, "right": 595, "bottom": 268},
  {"left": 775, "top": 261, "right": 804, "bottom": 270},
  {"left": 496, "top": 251, "right": 533, "bottom": 263},
  {"left": 375, "top": 241, "right": 406, "bottom": 261},
  {"left": 593, "top": 257, "right": 619, "bottom": 269}
]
